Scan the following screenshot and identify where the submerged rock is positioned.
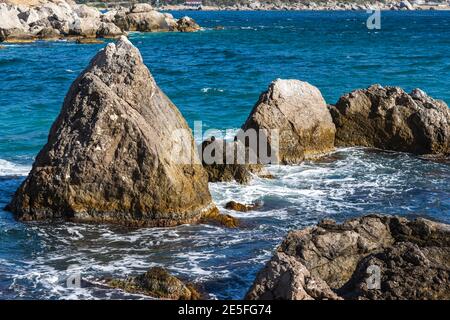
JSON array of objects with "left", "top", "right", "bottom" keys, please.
[
  {"left": 246, "top": 215, "right": 450, "bottom": 300},
  {"left": 200, "top": 137, "right": 272, "bottom": 184},
  {"left": 107, "top": 267, "right": 201, "bottom": 300},
  {"left": 225, "top": 200, "right": 263, "bottom": 212},
  {"left": 242, "top": 79, "right": 336, "bottom": 164},
  {"left": 7, "top": 36, "right": 216, "bottom": 227},
  {"left": 329, "top": 85, "right": 450, "bottom": 156}
]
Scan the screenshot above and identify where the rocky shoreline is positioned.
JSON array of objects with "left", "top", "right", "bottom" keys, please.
[{"left": 0, "top": 0, "right": 200, "bottom": 43}]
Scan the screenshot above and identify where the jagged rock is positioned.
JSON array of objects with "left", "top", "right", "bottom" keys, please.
[
  {"left": 200, "top": 137, "right": 272, "bottom": 184},
  {"left": 246, "top": 215, "right": 450, "bottom": 300},
  {"left": 225, "top": 200, "right": 263, "bottom": 212},
  {"left": 7, "top": 36, "right": 216, "bottom": 227},
  {"left": 329, "top": 85, "right": 450, "bottom": 155},
  {"left": 246, "top": 252, "right": 342, "bottom": 300},
  {"left": 176, "top": 16, "right": 201, "bottom": 32},
  {"left": 106, "top": 267, "right": 200, "bottom": 300},
  {"left": 242, "top": 79, "right": 336, "bottom": 164}
]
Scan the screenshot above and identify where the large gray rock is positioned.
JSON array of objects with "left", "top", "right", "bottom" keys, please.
[
  {"left": 329, "top": 85, "right": 450, "bottom": 155},
  {"left": 242, "top": 79, "right": 336, "bottom": 164},
  {"left": 246, "top": 215, "right": 450, "bottom": 300},
  {"left": 7, "top": 36, "right": 216, "bottom": 227}
]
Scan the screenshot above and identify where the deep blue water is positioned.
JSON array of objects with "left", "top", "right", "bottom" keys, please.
[{"left": 0, "top": 11, "right": 449, "bottom": 300}]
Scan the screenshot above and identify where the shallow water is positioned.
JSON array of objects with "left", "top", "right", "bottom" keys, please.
[{"left": 0, "top": 11, "right": 449, "bottom": 300}]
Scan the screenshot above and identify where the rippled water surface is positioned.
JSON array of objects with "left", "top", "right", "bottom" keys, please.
[{"left": 0, "top": 11, "right": 449, "bottom": 299}]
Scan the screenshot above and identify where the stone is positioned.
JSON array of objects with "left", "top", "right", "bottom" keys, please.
[
  {"left": 74, "top": 37, "right": 103, "bottom": 44},
  {"left": 96, "top": 21, "right": 123, "bottom": 38},
  {"left": 130, "top": 3, "right": 153, "bottom": 13},
  {"left": 242, "top": 79, "right": 336, "bottom": 164},
  {"left": 329, "top": 85, "right": 450, "bottom": 155},
  {"left": 7, "top": 36, "right": 216, "bottom": 227},
  {"left": 225, "top": 200, "right": 263, "bottom": 212},
  {"left": 106, "top": 267, "right": 200, "bottom": 300},
  {"left": 69, "top": 17, "right": 100, "bottom": 37},
  {"left": 73, "top": 4, "right": 100, "bottom": 19},
  {"left": 246, "top": 215, "right": 450, "bottom": 300},
  {"left": 0, "top": 3, "right": 29, "bottom": 42},
  {"left": 176, "top": 16, "right": 201, "bottom": 32}
]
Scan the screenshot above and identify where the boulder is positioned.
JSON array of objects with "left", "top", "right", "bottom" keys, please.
[
  {"left": 69, "top": 17, "right": 100, "bottom": 37},
  {"left": 124, "top": 10, "right": 173, "bottom": 32},
  {"left": 225, "top": 200, "right": 263, "bottom": 212},
  {"left": 200, "top": 137, "right": 272, "bottom": 184},
  {"left": 106, "top": 267, "right": 200, "bottom": 300},
  {"left": 7, "top": 36, "right": 216, "bottom": 227},
  {"left": 176, "top": 16, "right": 201, "bottom": 32},
  {"left": 242, "top": 79, "right": 336, "bottom": 164},
  {"left": 246, "top": 215, "right": 450, "bottom": 300},
  {"left": 96, "top": 21, "right": 123, "bottom": 38},
  {"left": 73, "top": 4, "right": 100, "bottom": 19},
  {"left": 329, "top": 85, "right": 450, "bottom": 155}
]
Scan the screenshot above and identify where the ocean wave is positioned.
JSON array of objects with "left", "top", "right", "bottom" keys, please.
[{"left": 0, "top": 159, "right": 31, "bottom": 177}]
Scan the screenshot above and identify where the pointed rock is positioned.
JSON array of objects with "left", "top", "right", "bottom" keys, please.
[{"left": 8, "top": 36, "right": 216, "bottom": 227}]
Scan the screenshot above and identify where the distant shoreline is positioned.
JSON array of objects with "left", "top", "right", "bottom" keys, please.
[{"left": 84, "top": 2, "right": 450, "bottom": 12}]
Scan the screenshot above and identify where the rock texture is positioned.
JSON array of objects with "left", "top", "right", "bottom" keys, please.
[
  {"left": 200, "top": 137, "right": 272, "bottom": 184},
  {"left": 246, "top": 215, "right": 450, "bottom": 300},
  {"left": 329, "top": 85, "right": 450, "bottom": 155},
  {"left": 106, "top": 267, "right": 201, "bottom": 300},
  {"left": 242, "top": 79, "right": 336, "bottom": 164},
  {"left": 7, "top": 36, "right": 216, "bottom": 227},
  {"left": 0, "top": 0, "right": 201, "bottom": 43}
]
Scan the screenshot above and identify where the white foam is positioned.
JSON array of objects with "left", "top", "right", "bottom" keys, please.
[{"left": 0, "top": 159, "right": 31, "bottom": 176}]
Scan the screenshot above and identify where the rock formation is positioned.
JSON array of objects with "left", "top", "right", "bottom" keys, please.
[
  {"left": 329, "top": 85, "right": 450, "bottom": 156},
  {"left": 242, "top": 79, "right": 336, "bottom": 164},
  {"left": 225, "top": 200, "right": 263, "bottom": 212},
  {"left": 200, "top": 137, "right": 272, "bottom": 184},
  {"left": 7, "top": 36, "right": 217, "bottom": 227},
  {"left": 246, "top": 215, "right": 450, "bottom": 300},
  {"left": 0, "top": 0, "right": 201, "bottom": 43},
  {"left": 106, "top": 267, "right": 201, "bottom": 300}
]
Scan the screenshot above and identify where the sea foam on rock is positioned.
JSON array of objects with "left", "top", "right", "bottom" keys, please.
[
  {"left": 242, "top": 79, "right": 336, "bottom": 164},
  {"left": 7, "top": 36, "right": 217, "bottom": 227},
  {"left": 246, "top": 215, "right": 450, "bottom": 300},
  {"left": 329, "top": 85, "right": 450, "bottom": 156}
]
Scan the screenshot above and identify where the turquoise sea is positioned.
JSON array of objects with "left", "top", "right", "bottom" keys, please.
[{"left": 0, "top": 11, "right": 449, "bottom": 299}]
